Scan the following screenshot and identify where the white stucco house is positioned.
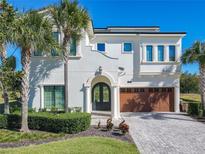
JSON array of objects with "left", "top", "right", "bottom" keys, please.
[{"left": 29, "top": 22, "right": 186, "bottom": 118}]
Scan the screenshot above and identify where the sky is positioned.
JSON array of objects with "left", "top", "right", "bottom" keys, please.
[{"left": 6, "top": 0, "right": 205, "bottom": 74}]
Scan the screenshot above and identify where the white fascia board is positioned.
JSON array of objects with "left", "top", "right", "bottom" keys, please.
[{"left": 139, "top": 34, "right": 186, "bottom": 37}]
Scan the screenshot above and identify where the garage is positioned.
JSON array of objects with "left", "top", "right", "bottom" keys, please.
[{"left": 120, "top": 88, "right": 174, "bottom": 112}]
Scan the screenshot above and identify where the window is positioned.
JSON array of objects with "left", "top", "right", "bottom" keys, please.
[
  {"left": 97, "top": 43, "right": 105, "bottom": 52},
  {"left": 169, "top": 45, "right": 176, "bottom": 61},
  {"left": 51, "top": 32, "right": 60, "bottom": 56},
  {"left": 70, "top": 38, "right": 77, "bottom": 56},
  {"left": 44, "top": 86, "right": 64, "bottom": 109},
  {"left": 158, "top": 45, "right": 164, "bottom": 61},
  {"left": 123, "top": 43, "right": 132, "bottom": 53},
  {"left": 146, "top": 45, "right": 153, "bottom": 61},
  {"left": 34, "top": 50, "right": 43, "bottom": 56}
]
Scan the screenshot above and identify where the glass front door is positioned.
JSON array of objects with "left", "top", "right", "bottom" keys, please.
[{"left": 92, "top": 82, "right": 111, "bottom": 111}]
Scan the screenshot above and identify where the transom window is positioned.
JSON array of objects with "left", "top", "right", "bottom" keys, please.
[
  {"left": 146, "top": 45, "right": 153, "bottom": 61},
  {"left": 169, "top": 45, "right": 176, "bottom": 61},
  {"left": 97, "top": 43, "right": 105, "bottom": 52},
  {"left": 44, "top": 86, "right": 65, "bottom": 109},
  {"left": 158, "top": 45, "right": 164, "bottom": 61},
  {"left": 123, "top": 43, "right": 132, "bottom": 52}
]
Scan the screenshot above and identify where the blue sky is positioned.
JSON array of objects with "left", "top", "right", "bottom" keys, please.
[{"left": 7, "top": 0, "right": 205, "bottom": 74}]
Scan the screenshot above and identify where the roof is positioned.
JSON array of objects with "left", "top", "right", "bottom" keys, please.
[
  {"left": 93, "top": 26, "right": 186, "bottom": 36},
  {"left": 94, "top": 31, "right": 186, "bottom": 35}
]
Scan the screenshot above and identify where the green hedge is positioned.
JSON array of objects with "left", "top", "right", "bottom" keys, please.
[
  {"left": 7, "top": 112, "right": 91, "bottom": 133},
  {"left": 187, "top": 103, "right": 204, "bottom": 116},
  {"left": 0, "top": 115, "right": 7, "bottom": 128}
]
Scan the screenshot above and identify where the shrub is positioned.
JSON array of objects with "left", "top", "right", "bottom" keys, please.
[
  {"left": 0, "top": 115, "right": 7, "bottom": 128},
  {"left": 187, "top": 103, "right": 201, "bottom": 116},
  {"left": 7, "top": 112, "right": 91, "bottom": 133},
  {"left": 0, "top": 101, "right": 21, "bottom": 114}
]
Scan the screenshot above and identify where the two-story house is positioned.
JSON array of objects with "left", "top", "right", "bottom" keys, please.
[{"left": 29, "top": 23, "right": 186, "bottom": 119}]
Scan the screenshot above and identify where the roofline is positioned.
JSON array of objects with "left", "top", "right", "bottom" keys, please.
[
  {"left": 94, "top": 26, "right": 160, "bottom": 30},
  {"left": 94, "top": 31, "right": 186, "bottom": 35}
]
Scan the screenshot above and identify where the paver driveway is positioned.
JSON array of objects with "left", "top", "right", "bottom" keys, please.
[{"left": 122, "top": 112, "right": 205, "bottom": 154}]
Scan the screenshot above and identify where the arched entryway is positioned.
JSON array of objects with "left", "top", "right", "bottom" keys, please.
[{"left": 92, "top": 82, "right": 111, "bottom": 111}]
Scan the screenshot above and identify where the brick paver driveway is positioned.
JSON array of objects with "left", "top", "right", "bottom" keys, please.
[{"left": 122, "top": 112, "right": 205, "bottom": 154}]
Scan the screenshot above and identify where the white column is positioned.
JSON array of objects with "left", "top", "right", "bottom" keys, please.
[
  {"left": 85, "top": 86, "right": 91, "bottom": 113},
  {"left": 174, "top": 84, "right": 180, "bottom": 112},
  {"left": 111, "top": 85, "right": 118, "bottom": 119},
  {"left": 40, "top": 85, "right": 44, "bottom": 109},
  {"left": 142, "top": 45, "right": 147, "bottom": 62},
  {"left": 164, "top": 45, "right": 169, "bottom": 62},
  {"left": 153, "top": 45, "right": 158, "bottom": 62},
  {"left": 176, "top": 44, "right": 181, "bottom": 62}
]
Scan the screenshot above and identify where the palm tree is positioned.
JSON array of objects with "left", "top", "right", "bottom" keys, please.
[
  {"left": 181, "top": 41, "right": 205, "bottom": 110},
  {"left": 50, "top": 0, "right": 90, "bottom": 112},
  {"left": 15, "top": 11, "right": 56, "bottom": 132},
  {"left": 0, "top": 0, "right": 16, "bottom": 114}
]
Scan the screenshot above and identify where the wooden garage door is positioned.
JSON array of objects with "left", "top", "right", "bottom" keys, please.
[{"left": 120, "top": 88, "right": 174, "bottom": 112}]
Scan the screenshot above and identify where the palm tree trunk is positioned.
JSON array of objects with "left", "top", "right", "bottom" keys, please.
[
  {"left": 199, "top": 63, "right": 205, "bottom": 110},
  {"left": 20, "top": 47, "right": 31, "bottom": 132},
  {"left": 64, "top": 60, "right": 69, "bottom": 112},
  {"left": 0, "top": 43, "right": 10, "bottom": 114},
  {"left": 63, "top": 36, "right": 70, "bottom": 112}
]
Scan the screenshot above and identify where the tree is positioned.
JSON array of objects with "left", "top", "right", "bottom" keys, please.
[
  {"left": 50, "top": 0, "right": 90, "bottom": 112},
  {"left": 180, "top": 72, "right": 199, "bottom": 93},
  {"left": 0, "top": 0, "right": 17, "bottom": 114},
  {"left": 181, "top": 41, "right": 205, "bottom": 109},
  {"left": 0, "top": 56, "right": 22, "bottom": 103},
  {"left": 15, "top": 11, "right": 56, "bottom": 132}
]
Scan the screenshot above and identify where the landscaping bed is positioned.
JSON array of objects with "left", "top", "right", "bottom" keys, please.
[{"left": 0, "top": 126, "right": 133, "bottom": 148}]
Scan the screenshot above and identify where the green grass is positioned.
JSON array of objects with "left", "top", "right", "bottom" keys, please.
[
  {"left": 180, "top": 93, "right": 201, "bottom": 103},
  {"left": 0, "top": 129, "right": 64, "bottom": 143},
  {"left": 0, "top": 137, "right": 139, "bottom": 154}
]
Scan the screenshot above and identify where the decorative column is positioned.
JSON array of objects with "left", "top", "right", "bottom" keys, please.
[
  {"left": 111, "top": 85, "right": 118, "bottom": 119},
  {"left": 164, "top": 45, "right": 169, "bottom": 62},
  {"left": 85, "top": 86, "right": 91, "bottom": 113},
  {"left": 153, "top": 45, "right": 158, "bottom": 62},
  {"left": 142, "top": 45, "right": 147, "bottom": 62},
  {"left": 174, "top": 83, "right": 180, "bottom": 112},
  {"left": 40, "top": 85, "right": 44, "bottom": 109}
]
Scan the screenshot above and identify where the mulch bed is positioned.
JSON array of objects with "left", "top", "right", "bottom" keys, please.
[{"left": 0, "top": 126, "right": 134, "bottom": 149}]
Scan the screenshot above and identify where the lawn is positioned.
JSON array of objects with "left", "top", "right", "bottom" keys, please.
[
  {"left": 0, "top": 129, "right": 64, "bottom": 143},
  {"left": 0, "top": 136, "right": 139, "bottom": 154},
  {"left": 180, "top": 93, "right": 200, "bottom": 103}
]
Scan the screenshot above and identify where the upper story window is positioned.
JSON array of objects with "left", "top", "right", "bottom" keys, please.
[
  {"left": 51, "top": 32, "right": 60, "bottom": 56},
  {"left": 123, "top": 43, "right": 132, "bottom": 53},
  {"left": 158, "top": 45, "right": 164, "bottom": 61},
  {"left": 34, "top": 31, "right": 77, "bottom": 57},
  {"left": 34, "top": 50, "right": 43, "bottom": 56},
  {"left": 70, "top": 38, "right": 77, "bottom": 56},
  {"left": 169, "top": 45, "right": 176, "bottom": 61},
  {"left": 97, "top": 43, "right": 105, "bottom": 52},
  {"left": 146, "top": 45, "right": 153, "bottom": 61}
]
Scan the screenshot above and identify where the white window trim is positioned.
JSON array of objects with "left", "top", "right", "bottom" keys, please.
[{"left": 122, "top": 42, "right": 133, "bottom": 54}]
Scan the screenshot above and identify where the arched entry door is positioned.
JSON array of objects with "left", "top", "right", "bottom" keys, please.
[{"left": 92, "top": 82, "right": 111, "bottom": 111}]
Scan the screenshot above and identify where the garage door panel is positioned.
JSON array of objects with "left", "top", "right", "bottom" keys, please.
[{"left": 120, "top": 88, "right": 174, "bottom": 112}]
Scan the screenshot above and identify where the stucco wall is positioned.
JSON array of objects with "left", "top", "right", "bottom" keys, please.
[{"left": 29, "top": 32, "right": 182, "bottom": 111}]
